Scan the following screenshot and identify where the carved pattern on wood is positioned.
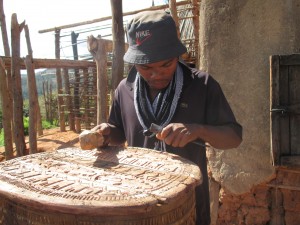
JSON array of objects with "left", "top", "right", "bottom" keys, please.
[{"left": 0, "top": 147, "right": 201, "bottom": 224}]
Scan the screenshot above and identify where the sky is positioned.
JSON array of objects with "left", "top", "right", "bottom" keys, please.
[{"left": 1, "top": 0, "right": 167, "bottom": 59}]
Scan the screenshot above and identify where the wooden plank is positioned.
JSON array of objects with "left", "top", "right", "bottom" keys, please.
[
  {"left": 271, "top": 54, "right": 300, "bottom": 168},
  {"left": 289, "top": 65, "right": 300, "bottom": 154},
  {"left": 1, "top": 56, "right": 97, "bottom": 70},
  {"left": 281, "top": 156, "right": 300, "bottom": 168},
  {"left": 278, "top": 65, "right": 290, "bottom": 156},
  {"left": 288, "top": 65, "right": 300, "bottom": 105},
  {"left": 290, "top": 114, "right": 300, "bottom": 155},
  {"left": 270, "top": 55, "right": 281, "bottom": 166},
  {"left": 279, "top": 54, "right": 300, "bottom": 66}
]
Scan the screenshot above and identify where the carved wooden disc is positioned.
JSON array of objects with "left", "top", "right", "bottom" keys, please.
[{"left": 0, "top": 146, "right": 201, "bottom": 216}]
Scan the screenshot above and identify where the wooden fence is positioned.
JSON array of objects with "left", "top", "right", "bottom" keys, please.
[
  {"left": 0, "top": 0, "right": 200, "bottom": 161},
  {"left": 1, "top": 56, "right": 99, "bottom": 157}
]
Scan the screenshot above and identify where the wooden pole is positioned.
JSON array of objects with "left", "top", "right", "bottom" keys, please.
[
  {"left": 71, "top": 32, "right": 81, "bottom": 123},
  {"left": 83, "top": 68, "right": 90, "bottom": 129},
  {"left": 24, "top": 24, "right": 43, "bottom": 136},
  {"left": 110, "top": 0, "right": 125, "bottom": 99},
  {"left": 87, "top": 36, "right": 108, "bottom": 124},
  {"left": 192, "top": 0, "right": 199, "bottom": 68},
  {"left": 43, "top": 81, "right": 49, "bottom": 121},
  {"left": 1, "top": 56, "right": 97, "bottom": 70},
  {"left": 92, "top": 68, "right": 97, "bottom": 126},
  {"left": 0, "top": 0, "right": 10, "bottom": 56},
  {"left": 0, "top": 0, "right": 13, "bottom": 158},
  {"left": 71, "top": 31, "right": 79, "bottom": 60},
  {"left": 55, "top": 28, "right": 66, "bottom": 132},
  {"left": 24, "top": 55, "right": 38, "bottom": 154},
  {"left": 169, "top": 0, "right": 181, "bottom": 38},
  {"left": 49, "top": 83, "right": 53, "bottom": 124},
  {"left": 63, "top": 68, "right": 75, "bottom": 131},
  {"left": 24, "top": 25, "right": 33, "bottom": 56},
  {"left": 11, "top": 13, "right": 26, "bottom": 157},
  {"left": 0, "top": 59, "right": 13, "bottom": 159}
]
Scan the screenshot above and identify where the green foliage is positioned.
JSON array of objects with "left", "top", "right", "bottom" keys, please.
[
  {"left": 0, "top": 108, "right": 2, "bottom": 130},
  {"left": 0, "top": 129, "right": 3, "bottom": 147},
  {"left": 0, "top": 70, "right": 59, "bottom": 147},
  {"left": 24, "top": 117, "right": 57, "bottom": 134},
  {"left": 42, "top": 120, "right": 57, "bottom": 129},
  {"left": 23, "top": 117, "right": 29, "bottom": 136}
]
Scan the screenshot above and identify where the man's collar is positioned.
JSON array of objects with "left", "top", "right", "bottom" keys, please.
[{"left": 126, "top": 66, "right": 138, "bottom": 90}]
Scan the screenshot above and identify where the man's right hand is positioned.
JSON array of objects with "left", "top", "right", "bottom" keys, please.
[{"left": 91, "top": 123, "right": 112, "bottom": 146}]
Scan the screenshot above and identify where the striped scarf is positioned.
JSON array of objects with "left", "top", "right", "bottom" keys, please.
[{"left": 134, "top": 64, "right": 183, "bottom": 138}]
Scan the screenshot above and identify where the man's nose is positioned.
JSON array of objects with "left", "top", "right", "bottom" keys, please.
[{"left": 150, "top": 70, "right": 160, "bottom": 77}]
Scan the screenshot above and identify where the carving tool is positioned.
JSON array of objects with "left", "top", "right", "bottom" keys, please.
[{"left": 149, "top": 123, "right": 208, "bottom": 147}]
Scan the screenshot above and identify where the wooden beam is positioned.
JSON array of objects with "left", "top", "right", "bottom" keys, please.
[
  {"left": 1, "top": 56, "right": 97, "bottom": 70},
  {"left": 38, "top": 1, "right": 190, "bottom": 33}
]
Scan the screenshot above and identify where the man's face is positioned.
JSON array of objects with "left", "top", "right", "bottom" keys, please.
[{"left": 135, "top": 58, "right": 178, "bottom": 91}]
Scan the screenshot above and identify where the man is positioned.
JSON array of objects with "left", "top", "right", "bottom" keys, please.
[{"left": 93, "top": 10, "right": 242, "bottom": 225}]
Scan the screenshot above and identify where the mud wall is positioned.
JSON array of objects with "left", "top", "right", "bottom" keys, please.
[{"left": 198, "top": 0, "right": 300, "bottom": 224}]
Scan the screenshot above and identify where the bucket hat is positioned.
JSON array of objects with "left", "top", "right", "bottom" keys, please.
[{"left": 123, "top": 10, "right": 187, "bottom": 64}]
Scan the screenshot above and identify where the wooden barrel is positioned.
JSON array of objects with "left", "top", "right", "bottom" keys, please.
[{"left": 0, "top": 146, "right": 202, "bottom": 225}]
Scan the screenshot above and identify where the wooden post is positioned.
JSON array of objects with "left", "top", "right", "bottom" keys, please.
[
  {"left": 71, "top": 31, "right": 81, "bottom": 124},
  {"left": 83, "top": 68, "right": 90, "bottom": 129},
  {"left": 24, "top": 55, "right": 38, "bottom": 154},
  {"left": 63, "top": 68, "right": 75, "bottom": 131},
  {"left": 0, "top": 59, "right": 13, "bottom": 159},
  {"left": 169, "top": 0, "right": 181, "bottom": 38},
  {"left": 92, "top": 68, "right": 97, "bottom": 126},
  {"left": 71, "top": 31, "right": 79, "bottom": 60},
  {"left": 0, "top": 0, "right": 13, "bottom": 158},
  {"left": 75, "top": 117, "right": 81, "bottom": 133},
  {"left": 24, "top": 24, "right": 43, "bottom": 136},
  {"left": 49, "top": 83, "right": 53, "bottom": 123},
  {"left": 55, "top": 28, "right": 66, "bottom": 132},
  {"left": 0, "top": 0, "right": 10, "bottom": 56},
  {"left": 11, "top": 13, "right": 26, "bottom": 157},
  {"left": 87, "top": 36, "right": 109, "bottom": 124},
  {"left": 191, "top": 0, "right": 199, "bottom": 68},
  {"left": 43, "top": 81, "right": 49, "bottom": 121},
  {"left": 110, "top": 0, "right": 125, "bottom": 99}
]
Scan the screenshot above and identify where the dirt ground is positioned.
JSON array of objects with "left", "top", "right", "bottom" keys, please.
[{"left": 0, "top": 127, "right": 81, "bottom": 161}]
